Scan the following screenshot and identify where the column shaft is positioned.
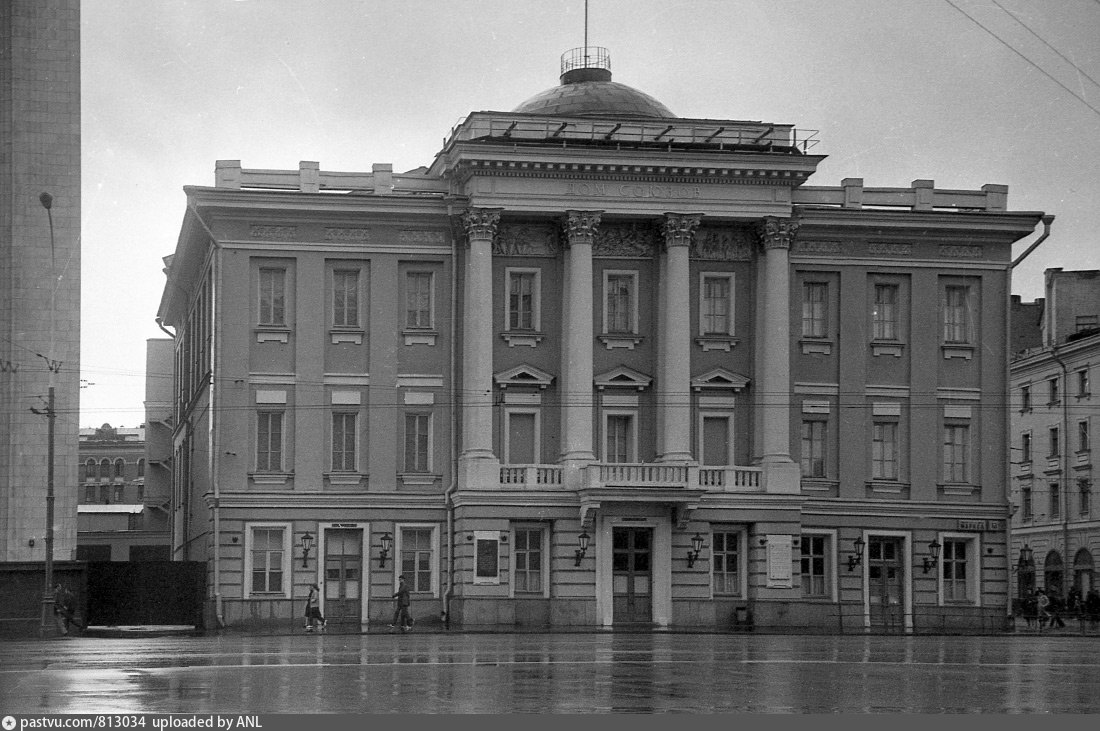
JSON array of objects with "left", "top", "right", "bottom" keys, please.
[
  {"left": 759, "top": 217, "right": 798, "bottom": 463},
  {"left": 659, "top": 213, "right": 700, "bottom": 462},
  {"left": 460, "top": 208, "right": 500, "bottom": 460},
  {"left": 561, "top": 211, "right": 601, "bottom": 464}
]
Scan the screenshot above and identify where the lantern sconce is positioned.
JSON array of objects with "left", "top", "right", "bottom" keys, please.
[
  {"left": 573, "top": 531, "right": 591, "bottom": 567},
  {"left": 687, "top": 532, "right": 705, "bottom": 568},
  {"left": 847, "top": 536, "right": 865, "bottom": 572},
  {"left": 922, "top": 539, "right": 942, "bottom": 574},
  {"left": 1013, "top": 544, "right": 1034, "bottom": 573},
  {"left": 300, "top": 531, "right": 315, "bottom": 568},
  {"left": 378, "top": 531, "right": 393, "bottom": 569}
]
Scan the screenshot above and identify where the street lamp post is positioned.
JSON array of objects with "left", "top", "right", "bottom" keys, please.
[{"left": 34, "top": 192, "right": 59, "bottom": 638}]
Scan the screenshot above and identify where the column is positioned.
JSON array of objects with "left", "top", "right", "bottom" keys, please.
[
  {"left": 757, "top": 216, "right": 800, "bottom": 494},
  {"left": 658, "top": 213, "right": 701, "bottom": 462},
  {"left": 459, "top": 208, "right": 500, "bottom": 467},
  {"left": 560, "top": 210, "right": 601, "bottom": 466}
]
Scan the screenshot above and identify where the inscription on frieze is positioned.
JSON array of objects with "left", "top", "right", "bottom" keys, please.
[
  {"left": 795, "top": 240, "right": 843, "bottom": 255},
  {"left": 400, "top": 230, "right": 445, "bottom": 244},
  {"left": 494, "top": 223, "right": 560, "bottom": 256},
  {"left": 325, "top": 227, "right": 371, "bottom": 242},
  {"left": 250, "top": 225, "right": 298, "bottom": 241},
  {"left": 939, "top": 245, "right": 984, "bottom": 258},
  {"left": 565, "top": 181, "right": 703, "bottom": 200},
  {"left": 868, "top": 243, "right": 912, "bottom": 257},
  {"left": 594, "top": 222, "right": 657, "bottom": 257},
  {"left": 691, "top": 228, "right": 755, "bottom": 261}
]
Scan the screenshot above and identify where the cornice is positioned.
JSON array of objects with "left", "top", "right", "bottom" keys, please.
[{"left": 794, "top": 205, "right": 1045, "bottom": 236}]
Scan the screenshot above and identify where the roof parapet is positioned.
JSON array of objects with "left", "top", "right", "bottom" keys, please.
[
  {"left": 212, "top": 160, "right": 445, "bottom": 195},
  {"left": 794, "top": 179, "right": 1009, "bottom": 212}
]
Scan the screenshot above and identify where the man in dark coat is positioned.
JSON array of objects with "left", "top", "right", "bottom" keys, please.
[{"left": 391, "top": 575, "right": 412, "bottom": 631}]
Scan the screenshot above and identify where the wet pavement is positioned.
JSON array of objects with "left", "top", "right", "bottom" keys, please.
[{"left": 1, "top": 632, "right": 1099, "bottom": 713}]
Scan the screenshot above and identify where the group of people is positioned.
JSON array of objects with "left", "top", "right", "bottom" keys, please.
[
  {"left": 1018, "top": 587, "right": 1100, "bottom": 630},
  {"left": 303, "top": 575, "right": 415, "bottom": 633}
]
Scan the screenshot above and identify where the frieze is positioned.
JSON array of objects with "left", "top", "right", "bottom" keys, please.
[
  {"left": 939, "top": 244, "right": 984, "bottom": 258},
  {"left": 794, "top": 240, "right": 842, "bottom": 255},
  {"left": 594, "top": 222, "right": 657, "bottom": 257},
  {"left": 565, "top": 181, "right": 703, "bottom": 200},
  {"left": 691, "top": 228, "right": 755, "bottom": 261},
  {"left": 494, "top": 223, "right": 560, "bottom": 256},
  {"left": 249, "top": 225, "right": 298, "bottom": 241},
  {"left": 325, "top": 227, "right": 371, "bottom": 242},
  {"left": 399, "top": 230, "right": 445, "bottom": 244},
  {"left": 868, "top": 243, "right": 912, "bottom": 257}
]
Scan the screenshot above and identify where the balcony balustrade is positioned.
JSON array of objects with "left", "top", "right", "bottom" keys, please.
[{"left": 497, "top": 462, "right": 763, "bottom": 492}]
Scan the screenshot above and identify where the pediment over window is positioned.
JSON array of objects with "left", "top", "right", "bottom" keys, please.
[
  {"left": 594, "top": 366, "right": 653, "bottom": 391},
  {"left": 494, "top": 364, "right": 555, "bottom": 390},
  {"left": 691, "top": 368, "right": 750, "bottom": 392}
]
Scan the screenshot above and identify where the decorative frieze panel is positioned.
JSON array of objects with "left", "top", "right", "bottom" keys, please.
[
  {"left": 399, "top": 230, "right": 445, "bottom": 244},
  {"left": 594, "top": 222, "right": 657, "bottom": 257},
  {"left": 494, "top": 223, "right": 560, "bottom": 256},
  {"left": 794, "top": 240, "right": 842, "bottom": 256},
  {"left": 249, "top": 225, "right": 298, "bottom": 241},
  {"left": 690, "top": 227, "right": 755, "bottom": 261},
  {"left": 868, "top": 242, "right": 912, "bottom": 257},
  {"left": 939, "top": 244, "right": 984, "bottom": 259},
  {"left": 324, "top": 227, "right": 371, "bottom": 242}
]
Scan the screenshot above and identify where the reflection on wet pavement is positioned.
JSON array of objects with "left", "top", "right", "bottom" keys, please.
[{"left": 1, "top": 633, "right": 1098, "bottom": 713}]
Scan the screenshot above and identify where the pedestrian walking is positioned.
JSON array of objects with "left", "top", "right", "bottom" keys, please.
[
  {"left": 1036, "top": 589, "right": 1050, "bottom": 630},
  {"left": 304, "top": 583, "right": 325, "bottom": 632},
  {"left": 53, "top": 583, "right": 83, "bottom": 635},
  {"left": 1048, "top": 592, "right": 1067, "bottom": 628},
  {"left": 391, "top": 575, "right": 413, "bottom": 632}
]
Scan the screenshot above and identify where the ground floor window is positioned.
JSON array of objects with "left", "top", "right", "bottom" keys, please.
[
  {"left": 512, "top": 526, "right": 545, "bottom": 594},
  {"left": 247, "top": 523, "right": 289, "bottom": 596},
  {"left": 398, "top": 525, "right": 437, "bottom": 594},
  {"left": 800, "top": 534, "right": 830, "bottom": 598},
  {"left": 712, "top": 530, "right": 742, "bottom": 596}
]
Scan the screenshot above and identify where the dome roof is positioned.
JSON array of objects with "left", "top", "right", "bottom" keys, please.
[{"left": 512, "top": 51, "right": 675, "bottom": 119}]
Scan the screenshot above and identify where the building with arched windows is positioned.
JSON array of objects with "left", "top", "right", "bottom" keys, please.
[{"left": 159, "top": 49, "right": 1048, "bottom": 632}]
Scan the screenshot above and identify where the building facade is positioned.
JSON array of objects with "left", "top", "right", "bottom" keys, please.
[
  {"left": 1010, "top": 269, "right": 1098, "bottom": 606},
  {"left": 159, "top": 51, "right": 1046, "bottom": 632},
  {"left": 0, "top": 0, "right": 81, "bottom": 564}
]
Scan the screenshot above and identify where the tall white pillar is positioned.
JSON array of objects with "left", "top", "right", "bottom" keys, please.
[
  {"left": 459, "top": 208, "right": 500, "bottom": 465},
  {"left": 560, "top": 210, "right": 601, "bottom": 466},
  {"left": 658, "top": 213, "right": 701, "bottom": 462}
]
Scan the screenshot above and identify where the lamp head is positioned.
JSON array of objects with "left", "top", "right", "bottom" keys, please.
[{"left": 39, "top": 192, "right": 53, "bottom": 210}]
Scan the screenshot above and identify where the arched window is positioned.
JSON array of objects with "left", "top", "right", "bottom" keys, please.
[
  {"left": 84, "top": 459, "right": 96, "bottom": 482},
  {"left": 1073, "top": 548, "right": 1094, "bottom": 594},
  {"left": 113, "top": 458, "right": 125, "bottom": 480},
  {"left": 137, "top": 459, "right": 145, "bottom": 478},
  {"left": 1044, "top": 550, "right": 1064, "bottom": 598},
  {"left": 99, "top": 458, "right": 110, "bottom": 481}
]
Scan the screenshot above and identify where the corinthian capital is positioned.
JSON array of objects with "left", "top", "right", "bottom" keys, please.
[
  {"left": 661, "top": 213, "right": 702, "bottom": 249},
  {"left": 562, "top": 210, "right": 603, "bottom": 247},
  {"left": 461, "top": 208, "right": 502, "bottom": 243},
  {"left": 758, "top": 216, "right": 799, "bottom": 251}
]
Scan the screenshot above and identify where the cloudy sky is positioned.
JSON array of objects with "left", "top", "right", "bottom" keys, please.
[{"left": 79, "top": 0, "right": 1100, "bottom": 427}]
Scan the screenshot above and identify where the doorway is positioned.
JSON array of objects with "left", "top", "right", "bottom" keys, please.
[
  {"left": 612, "top": 527, "right": 652, "bottom": 624},
  {"left": 867, "top": 536, "right": 904, "bottom": 631},
  {"left": 323, "top": 528, "right": 363, "bottom": 626}
]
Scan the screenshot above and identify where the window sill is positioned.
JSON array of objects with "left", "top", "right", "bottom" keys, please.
[
  {"left": 325, "top": 472, "right": 367, "bottom": 486},
  {"left": 502, "top": 331, "right": 544, "bottom": 348},
  {"left": 250, "top": 472, "right": 292, "bottom": 485},
  {"left": 695, "top": 335, "right": 740, "bottom": 352},
  {"left": 598, "top": 333, "right": 644, "bottom": 350},
  {"left": 330, "top": 328, "right": 364, "bottom": 345},
  {"left": 1075, "top": 392, "right": 1092, "bottom": 400},
  {"left": 799, "top": 338, "right": 833, "bottom": 355},
  {"left": 870, "top": 341, "right": 905, "bottom": 358},
  {"left": 941, "top": 344, "right": 974, "bottom": 360},
  {"left": 399, "top": 472, "right": 440, "bottom": 486},
  {"left": 403, "top": 329, "right": 438, "bottom": 346},
  {"left": 938, "top": 483, "right": 977, "bottom": 496},
  {"left": 255, "top": 327, "right": 291, "bottom": 344},
  {"left": 867, "top": 480, "right": 909, "bottom": 494}
]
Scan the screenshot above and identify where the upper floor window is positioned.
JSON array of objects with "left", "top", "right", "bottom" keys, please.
[
  {"left": 802, "top": 282, "right": 828, "bottom": 338},
  {"left": 1079, "top": 420, "right": 1091, "bottom": 453},
  {"left": 137, "top": 459, "right": 145, "bottom": 478},
  {"left": 1048, "top": 376, "right": 1060, "bottom": 405},
  {"left": 1078, "top": 368, "right": 1091, "bottom": 397},
  {"left": 84, "top": 459, "right": 96, "bottom": 482},
  {"left": 506, "top": 269, "right": 539, "bottom": 331},
  {"left": 332, "top": 269, "right": 360, "bottom": 328},
  {"left": 99, "top": 459, "right": 110, "bottom": 481},
  {"left": 701, "top": 275, "right": 732, "bottom": 336},
  {"left": 1049, "top": 426, "right": 1060, "bottom": 457},
  {"left": 113, "top": 458, "right": 125, "bottom": 480},
  {"left": 942, "top": 285, "right": 972, "bottom": 344},
  {"left": 699, "top": 414, "right": 733, "bottom": 467},
  {"left": 504, "top": 408, "right": 538, "bottom": 465},
  {"left": 331, "top": 412, "right": 357, "bottom": 472},
  {"left": 404, "top": 412, "right": 432, "bottom": 473},
  {"left": 872, "top": 284, "right": 899, "bottom": 340},
  {"left": 1050, "top": 482, "right": 1061, "bottom": 519},
  {"left": 1022, "top": 486, "right": 1033, "bottom": 519},
  {"left": 258, "top": 268, "right": 286, "bottom": 326},
  {"left": 604, "top": 412, "right": 636, "bottom": 463},
  {"left": 1021, "top": 385, "right": 1031, "bottom": 412},
  {"left": 943, "top": 424, "right": 970, "bottom": 483},
  {"left": 604, "top": 272, "right": 637, "bottom": 334},
  {"left": 801, "top": 420, "right": 827, "bottom": 478},
  {"left": 1021, "top": 432, "right": 1032, "bottom": 463},
  {"left": 871, "top": 421, "right": 899, "bottom": 480},
  {"left": 405, "top": 272, "right": 434, "bottom": 329},
  {"left": 1079, "top": 479, "right": 1092, "bottom": 517},
  {"left": 256, "top": 411, "right": 284, "bottom": 472}
]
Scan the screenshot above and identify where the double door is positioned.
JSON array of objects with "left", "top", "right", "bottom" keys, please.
[
  {"left": 323, "top": 528, "right": 362, "bottom": 626},
  {"left": 867, "top": 537, "right": 904, "bottom": 630},
  {"left": 612, "top": 527, "right": 652, "bottom": 624}
]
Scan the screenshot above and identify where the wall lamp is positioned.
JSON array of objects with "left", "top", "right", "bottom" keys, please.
[
  {"left": 299, "top": 531, "right": 315, "bottom": 568},
  {"left": 847, "top": 536, "right": 865, "bottom": 572},
  {"left": 573, "top": 531, "right": 591, "bottom": 567},
  {"left": 378, "top": 531, "right": 393, "bottom": 568},
  {"left": 1014, "top": 544, "right": 1035, "bottom": 573},
  {"left": 921, "top": 539, "right": 942, "bottom": 574},
  {"left": 687, "top": 532, "right": 705, "bottom": 568}
]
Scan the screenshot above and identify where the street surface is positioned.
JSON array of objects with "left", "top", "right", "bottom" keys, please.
[{"left": 1, "top": 632, "right": 1098, "bottom": 713}]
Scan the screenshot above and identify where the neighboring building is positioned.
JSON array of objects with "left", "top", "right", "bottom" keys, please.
[
  {"left": 1010, "top": 269, "right": 1098, "bottom": 605},
  {"left": 77, "top": 424, "right": 169, "bottom": 562},
  {"left": 0, "top": 0, "right": 81, "bottom": 563},
  {"left": 158, "top": 49, "right": 1046, "bottom": 632}
]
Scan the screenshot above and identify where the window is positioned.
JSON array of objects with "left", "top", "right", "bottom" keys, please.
[
  {"left": 513, "top": 527, "right": 544, "bottom": 594},
  {"left": 701, "top": 275, "right": 733, "bottom": 335},
  {"left": 256, "top": 411, "right": 284, "bottom": 472},
  {"left": 700, "top": 414, "right": 733, "bottom": 466},
  {"left": 800, "top": 534, "right": 828, "bottom": 597},
  {"left": 83, "top": 459, "right": 96, "bottom": 482},
  {"left": 871, "top": 421, "right": 899, "bottom": 480},
  {"left": 1022, "top": 486, "right": 1033, "bottom": 519},
  {"left": 84, "top": 485, "right": 95, "bottom": 502},
  {"left": 473, "top": 530, "right": 501, "bottom": 585},
  {"left": 1048, "top": 376, "right": 1060, "bottom": 405},
  {"left": 1049, "top": 482, "right": 1061, "bottom": 519},
  {"left": 604, "top": 412, "right": 636, "bottom": 463},
  {"left": 504, "top": 409, "right": 538, "bottom": 465},
  {"left": 872, "top": 284, "right": 899, "bottom": 340},
  {"left": 248, "top": 526, "right": 286, "bottom": 595},
  {"left": 1079, "top": 420, "right": 1091, "bottom": 453},
  {"left": 604, "top": 272, "right": 637, "bottom": 334},
  {"left": 99, "top": 459, "right": 110, "bottom": 481},
  {"left": 943, "top": 424, "right": 969, "bottom": 483},
  {"left": 137, "top": 483, "right": 145, "bottom": 502},
  {"left": 506, "top": 269, "right": 539, "bottom": 331},
  {"left": 331, "top": 412, "right": 357, "bottom": 472},
  {"left": 802, "top": 282, "right": 827, "bottom": 338},
  {"left": 942, "top": 285, "right": 971, "bottom": 343},
  {"left": 99, "top": 485, "right": 110, "bottom": 503},
  {"left": 1079, "top": 479, "right": 1091, "bottom": 517},
  {"left": 137, "top": 459, "right": 145, "bottom": 478},
  {"left": 712, "top": 531, "right": 742, "bottom": 595},
  {"left": 801, "top": 420, "right": 827, "bottom": 478},
  {"left": 1049, "top": 426, "right": 1060, "bottom": 457},
  {"left": 399, "top": 526, "right": 436, "bottom": 593},
  {"left": 1021, "top": 432, "right": 1032, "bottom": 463},
  {"left": 1078, "top": 369, "right": 1091, "bottom": 397},
  {"left": 258, "top": 268, "right": 286, "bottom": 326},
  {"left": 113, "top": 484, "right": 124, "bottom": 502},
  {"left": 404, "top": 413, "right": 431, "bottom": 473},
  {"left": 942, "top": 539, "right": 971, "bottom": 602},
  {"left": 405, "top": 272, "right": 434, "bottom": 329},
  {"left": 332, "top": 269, "right": 360, "bottom": 328},
  {"left": 1021, "top": 385, "right": 1031, "bottom": 412},
  {"left": 113, "top": 458, "right": 125, "bottom": 480}
]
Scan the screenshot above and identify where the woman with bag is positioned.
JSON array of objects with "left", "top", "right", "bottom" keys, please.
[{"left": 304, "top": 583, "right": 325, "bottom": 632}]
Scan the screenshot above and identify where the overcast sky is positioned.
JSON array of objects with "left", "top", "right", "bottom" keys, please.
[{"left": 78, "top": 0, "right": 1100, "bottom": 428}]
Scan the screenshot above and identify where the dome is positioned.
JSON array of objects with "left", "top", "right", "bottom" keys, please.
[{"left": 512, "top": 48, "right": 675, "bottom": 119}]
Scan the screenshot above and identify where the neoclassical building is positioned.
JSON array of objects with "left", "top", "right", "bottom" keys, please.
[{"left": 158, "top": 50, "right": 1046, "bottom": 632}]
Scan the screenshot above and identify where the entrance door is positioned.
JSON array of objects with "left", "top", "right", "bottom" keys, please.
[
  {"left": 323, "top": 529, "right": 363, "bottom": 626},
  {"left": 867, "top": 537, "right": 904, "bottom": 631},
  {"left": 612, "top": 527, "right": 652, "bottom": 624}
]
